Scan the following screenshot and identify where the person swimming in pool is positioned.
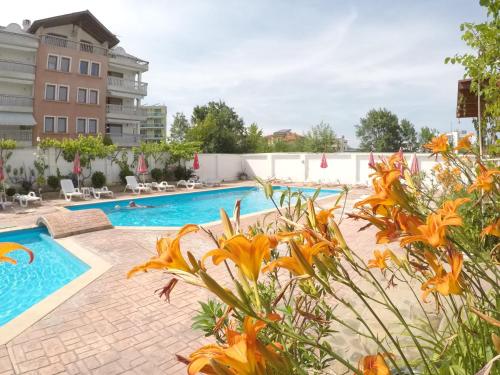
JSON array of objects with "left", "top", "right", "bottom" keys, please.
[{"left": 114, "top": 200, "right": 154, "bottom": 209}]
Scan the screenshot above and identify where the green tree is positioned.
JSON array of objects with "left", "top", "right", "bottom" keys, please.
[
  {"left": 170, "top": 112, "right": 190, "bottom": 142},
  {"left": 418, "top": 126, "right": 439, "bottom": 151},
  {"left": 0, "top": 139, "right": 16, "bottom": 161},
  {"left": 446, "top": 0, "right": 499, "bottom": 155},
  {"left": 355, "top": 108, "right": 403, "bottom": 152},
  {"left": 187, "top": 101, "right": 247, "bottom": 153},
  {"left": 303, "top": 122, "right": 339, "bottom": 152},
  {"left": 244, "top": 123, "right": 268, "bottom": 152},
  {"left": 133, "top": 141, "right": 169, "bottom": 168},
  {"left": 400, "top": 119, "right": 418, "bottom": 152}
]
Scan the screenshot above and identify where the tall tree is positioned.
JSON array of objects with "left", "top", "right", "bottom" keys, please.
[
  {"left": 244, "top": 123, "right": 268, "bottom": 153},
  {"left": 446, "top": 0, "right": 499, "bottom": 154},
  {"left": 169, "top": 112, "right": 190, "bottom": 142},
  {"left": 304, "top": 122, "right": 339, "bottom": 152},
  {"left": 418, "top": 126, "right": 439, "bottom": 151},
  {"left": 355, "top": 108, "right": 403, "bottom": 152},
  {"left": 400, "top": 119, "right": 418, "bottom": 152},
  {"left": 187, "top": 101, "right": 247, "bottom": 153}
]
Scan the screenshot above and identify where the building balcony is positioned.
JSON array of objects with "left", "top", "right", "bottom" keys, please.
[
  {"left": 106, "top": 133, "right": 144, "bottom": 146},
  {"left": 0, "top": 29, "right": 38, "bottom": 51},
  {"left": 0, "top": 128, "right": 32, "bottom": 144},
  {"left": 107, "top": 76, "right": 147, "bottom": 97},
  {"left": 41, "top": 34, "right": 107, "bottom": 56},
  {"left": 140, "top": 123, "right": 164, "bottom": 129},
  {"left": 106, "top": 104, "right": 146, "bottom": 122},
  {"left": 108, "top": 50, "right": 149, "bottom": 72},
  {"left": 0, "top": 59, "right": 36, "bottom": 84},
  {"left": 0, "top": 94, "right": 33, "bottom": 112}
]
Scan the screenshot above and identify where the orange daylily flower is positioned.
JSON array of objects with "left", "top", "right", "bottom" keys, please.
[
  {"left": 436, "top": 198, "right": 470, "bottom": 224},
  {"left": 424, "top": 134, "right": 449, "bottom": 154},
  {"left": 0, "top": 242, "right": 34, "bottom": 265},
  {"left": 316, "top": 206, "right": 340, "bottom": 226},
  {"left": 400, "top": 213, "right": 462, "bottom": 248},
  {"left": 481, "top": 219, "right": 500, "bottom": 237},
  {"left": 421, "top": 251, "right": 464, "bottom": 302},
  {"left": 367, "top": 249, "right": 393, "bottom": 270},
  {"left": 454, "top": 133, "right": 473, "bottom": 151},
  {"left": 202, "top": 234, "right": 272, "bottom": 282},
  {"left": 468, "top": 165, "right": 500, "bottom": 193},
  {"left": 396, "top": 212, "right": 423, "bottom": 234},
  {"left": 188, "top": 314, "right": 282, "bottom": 375},
  {"left": 263, "top": 241, "right": 329, "bottom": 276},
  {"left": 358, "top": 353, "right": 392, "bottom": 375},
  {"left": 127, "top": 224, "right": 199, "bottom": 278}
]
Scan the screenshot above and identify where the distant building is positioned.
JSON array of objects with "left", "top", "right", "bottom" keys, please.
[
  {"left": 140, "top": 105, "right": 166, "bottom": 142},
  {"left": 0, "top": 10, "right": 149, "bottom": 147},
  {"left": 265, "top": 129, "right": 303, "bottom": 144},
  {"left": 336, "top": 136, "right": 348, "bottom": 152},
  {"left": 445, "top": 130, "right": 472, "bottom": 148}
]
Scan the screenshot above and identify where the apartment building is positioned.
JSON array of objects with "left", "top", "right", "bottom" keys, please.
[
  {"left": 0, "top": 10, "right": 148, "bottom": 147},
  {"left": 0, "top": 23, "right": 38, "bottom": 146},
  {"left": 140, "top": 105, "right": 167, "bottom": 142}
]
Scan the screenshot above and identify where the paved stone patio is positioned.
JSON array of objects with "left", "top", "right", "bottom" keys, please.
[{"left": 0, "top": 184, "right": 414, "bottom": 374}]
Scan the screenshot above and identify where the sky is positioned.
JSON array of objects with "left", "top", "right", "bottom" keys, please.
[{"left": 1, "top": 1, "right": 485, "bottom": 146}]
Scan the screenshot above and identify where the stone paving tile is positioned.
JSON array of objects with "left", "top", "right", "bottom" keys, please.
[{"left": 1, "top": 187, "right": 387, "bottom": 374}]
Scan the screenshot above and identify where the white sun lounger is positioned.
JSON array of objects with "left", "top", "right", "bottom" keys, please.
[
  {"left": 0, "top": 192, "right": 13, "bottom": 210},
  {"left": 177, "top": 179, "right": 203, "bottom": 190},
  {"left": 151, "top": 181, "right": 175, "bottom": 192},
  {"left": 60, "top": 179, "right": 84, "bottom": 201},
  {"left": 13, "top": 192, "right": 42, "bottom": 207},
  {"left": 124, "top": 176, "right": 152, "bottom": 194},
  {"left": 92, "top": 186, "right": 114, "bottom": 199},
  {"left": 202, "top": 179, "right": 222, "bottom": 187}
]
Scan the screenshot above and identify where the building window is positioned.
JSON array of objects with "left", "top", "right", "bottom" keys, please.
[
  {"left": 44, "top": 117, "right": 55, "bottom": 133},
  {"left": 79, "top": 60, "right": 89, "bottom": 75},
  {"left": 45, "top": 84, "right": 56, "bottom": 100},
  {"left": 89, "top": 89, "right": 98, "bottom": 104},
  {"left": 88, "top": 119, "right": 97, "bottom": 134},
  {"left": 58, "top": 85, "right": 69, "bottom": 102},
  {"left": 60, "top": 57, "right": 71, "bottom": 72},
  {"left": 47, "top": 55, "right": 58, "bottom": 70},
  {"left": 57, "top": 117, "right": 67, "bottom": 133},
  {"left": 77, "top": 88, "right": 87, "bottom": 103},
  {"left": 76, "top": 118, "right": 86, "bottom": 133},
  {"left": 91, "top": 62, "right": 100, "bottom": 77}
]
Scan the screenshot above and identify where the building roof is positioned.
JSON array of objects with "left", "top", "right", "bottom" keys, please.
[{"left": 28, "top": 10, "right": 119, "bottom": 48}]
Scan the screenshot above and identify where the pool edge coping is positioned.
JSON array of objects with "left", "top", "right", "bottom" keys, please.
[{"left": 0, "top": 235, "right": 112, "bottom": 345}]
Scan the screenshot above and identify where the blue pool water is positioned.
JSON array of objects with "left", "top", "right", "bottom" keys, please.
[
  {"left": 67, "top": 186, "right": 340, "bottom": 227},
  {"left": 0, "top": 227, "right": 90, "bottom": 326}
]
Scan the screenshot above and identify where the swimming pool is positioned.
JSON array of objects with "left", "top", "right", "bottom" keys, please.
[
  {"left": 67, "top": 186, "right": 340, "bottom": 227},
  {"left": 0, "top": 227, "right": 90, "bottom": 326}
]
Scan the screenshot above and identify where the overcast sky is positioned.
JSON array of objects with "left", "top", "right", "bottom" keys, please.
[{"left": 2, "top": 1, "right": 484, "bottom": 145}]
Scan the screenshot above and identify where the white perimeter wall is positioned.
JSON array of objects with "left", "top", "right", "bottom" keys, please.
[{"left": 5, "top": 149, "right": 439, "bottom": 186}]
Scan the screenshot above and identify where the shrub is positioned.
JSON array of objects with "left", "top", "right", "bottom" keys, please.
[
  {"left": 47, "top": 175, "right": 59, "bottom": 190},
  {"left": 150, "top": 168, "right": 163, "bottom": 182},
  {"left": 91, "top": 171, "right": 106, "bottom": 188},
  {"left": 5, "top": 187, "right": 16, "bottom": 197},
  {"left": 173, "top": 165, "right": 193, "bottom": 180},
  {"left": 118, "top": 165, "right": 133, "bottom": 185}
]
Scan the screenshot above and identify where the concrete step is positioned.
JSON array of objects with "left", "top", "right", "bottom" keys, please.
[{"left": 37, "top": 209, "right": 113, "bottom": 238}]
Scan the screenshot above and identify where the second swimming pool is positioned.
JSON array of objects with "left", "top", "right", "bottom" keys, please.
[{"left": 67, "top": 186, "right": 340, "bottom": 227}]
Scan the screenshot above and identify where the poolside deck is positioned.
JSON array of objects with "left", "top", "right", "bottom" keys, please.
[{"left": 0, "top": 183, "right": 395, "bottom": 375}]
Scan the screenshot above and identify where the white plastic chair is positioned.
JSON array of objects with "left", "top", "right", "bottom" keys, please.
[
  {"left": 124, "top": 176, "right": 152, "bottom": 194},
  {"left": 151, "top": 181, "right": 175, "bottom": 192},
  {"left": 59, "top": 179, "right": 84, "bottom": 201},
  {"left": 13, "top": 191, "right": 42, "bottom": 207},
  {"left": 92, "top": 186, "right": 114, "bottom": 199},
  {"left": 177, "top": 179, "right": 203, "bottom": 190},
  {"left": 0, "top": 192, "right": 12, "bottom": 210}
]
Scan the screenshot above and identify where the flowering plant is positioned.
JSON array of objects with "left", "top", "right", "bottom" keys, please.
[{"left": 129, "top": 134, "right": 499, "bottom": 374}]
